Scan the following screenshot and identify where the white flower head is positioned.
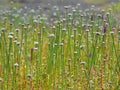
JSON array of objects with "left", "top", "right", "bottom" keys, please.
[
  {"left": 0, "top": 77, "right": 3, "bottom": 82},
  {"left": 14, "top": 63, "right": 19, "bottom": 67},
  {"left": 34, "top": 41, "right": 39, "bottom": 45},
  {"left": 49, "top": 34, "right": 55, "bottom": 38},
  {"left": 27, "top": 74, "right": 32, "bottom": 78},
  {"left": 8, "top": 35, "right": 13, "bottom": 39}
]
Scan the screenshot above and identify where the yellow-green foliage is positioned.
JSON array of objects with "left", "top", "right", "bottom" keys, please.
[{"left": 84, "top": 0, "right": 107, "bottom": 4}]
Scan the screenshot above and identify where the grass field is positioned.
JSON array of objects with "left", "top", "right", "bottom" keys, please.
[
  {"left": 0, "top": 1, "right": 120, "bottom": 90},
  {"left": 84, "top": 0, "right": 107, "bottom": 4}
]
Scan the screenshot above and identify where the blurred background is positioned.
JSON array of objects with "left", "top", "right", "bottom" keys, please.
[{"left": 0, "top": 0, "right": 119, "bottom": 10}]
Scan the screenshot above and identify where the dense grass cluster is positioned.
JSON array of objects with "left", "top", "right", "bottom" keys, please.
[{"left": 0, "top": 3, "right": 120, "bottom": 90}]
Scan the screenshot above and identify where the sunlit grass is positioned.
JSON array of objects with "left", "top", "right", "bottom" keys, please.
[
  {"left": 0, "top": 2, "right": 120, "bottom": 90},
  {"left": 84, "top": 0, "right": 107, "bottom": 4}
]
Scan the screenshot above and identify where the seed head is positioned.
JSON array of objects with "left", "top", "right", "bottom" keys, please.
[
  {"left": 14, "top": 63, "right": 19, "bottom": 67},
  {"left": 53, "top": 12, "right": 57, "bottom": 17},
  {"left": 1, "top": 28, "right": 6, "bottom": 31},
  {"left": 8, "top": 35, "right": 13, "bottom": 39},
  {"left": 68, "top": 13, "right": 72, "bottom": 16},
  {"left": 26, "top": 74, "right": 32, "bottom": 78},
  {"left": 106, "top": 12, "right": 110, "bottom": 16},
  {"left": 34, "top": 41, "right": 39, "bottom": 45},
  {"left": 72, "top": 8, "right": 76, "bottom": 12},
  {"left": 74, "top": 51, "right": 78, "bottom": 54},
  {"left": 71, "top": 35, "right": 74, "bottom": 38},
  {"left": 0, "top": 77, "right": 3, "bottom": 82},
  {"left": 9, "top": 32, "right": 14, "bottom": 35},
  {"left": 59, "top": 43, "right": 64, "bottom": 46},
  {"left": 49, "top": 34, "right": 55, "bottom": 38},
  {"left": 30, "top": 9, "right": 35, "bottom": 13},
  {"left": 68, "top": 58, "right": 71, "bottom": 61},
  {"left": 110, "top": 31, "right": 114, "bottom": 34},
  {"left": 62, "top": 28, "right": 66, "bottom": 31},
  {"left": 97, "top": 14, "right": 101, "bottom": 18},
  {"left": 33, "top": 19, "right": 38, "bottom": 23},
  {"left": 86, "top": 29, "right": 89, "bottom": 32},
  {"left": 96, "top": 32, "right": 101, "bottom": 35},
  {"left": 15, "top": 28, "right": 20, "bottom": 32},
  {"left": 54, "top": 43, "right": 58, "bottom": 46},
  {"left": 77, "top": 3, "right": 80, "bottom": 6},
  {"left": 73, "top": 28, "right": 77, "bottom": 31},
  {"left": 101, "top": 9, "right": 105, "bottom": 13},
  {"left": 34, "top": 48, "right": 38, "bottom": 50},
  {"left": 64, "top": 6, "right": 69, "bottom": 9},
  {"left": 80, "top": 61, "right": 86, "bottom": 65},
  {"left": 108, "top": 8, "right": 112, "bottom": 12},
  {"left": 15, "top": 42, "right": 20, "bottom": 46},
  {"left": 80, "top": 45, "right": 84, "bottom": 49}
]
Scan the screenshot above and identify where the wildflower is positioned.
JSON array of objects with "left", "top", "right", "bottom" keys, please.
[
  {"left": 64, "top": 6, "right": 69, "bottom": 9},
  {"left": 88, "top": 52, "right": 92, "bottom": 57},
  {"left": 108, "top": 8, "right": 112, "bottom": 12},
  {"left": 10, "top": 23, "right": 13, "bottom": 26},
  {"left": 14, "top": 63, "right": 19, "bottom": 67},
  {"left": 34, "top": 48, "right": 38, "bottom": 50},
  {"left": 80, "top": 45, "right": 84, "bottom": 49},
  {"left": 96, "top": 31, "right": 101, "bottom": 35},
  {"left": 34, "top": 41, "right": 39, "bottom": 45},
  {"left": 15, "top": 28, "right": 20, "bottom": 32},
  {"left": 53, "top": 53, "right": 56, "bottom": 56},
  {"left": 1, "top": 28, "right": 6, "bottom": 31},
  {"left": 62, "top": 18, "right": 66, "bottom": 22},
  {"left": 71, "top": 35, "right": 74, "bottom": 38},
  {"left": 8, "top": 35, "right": 13, "bottom": 39},
  {"left": 52, "top": 26, "right": 56, "bottom": 29},
  {"left": 59, "top": 43, "right": 64, "bottom": 46},
  {"left": 90, "top": 14, "right": 94, "bottom": 21},
  {"left": 0, "top": 77, "right": 3, "bottom": 82},
  {"left": 49, "top": 34, "right": 55, "bottom": 38},
  {"left": 33, "top": 19, "right": 38, "bottom": 23},
  {"left": 106, "top": 12, "right": 110, "bottom": 16},
  {"left": 101, "top": 9, "right": 105, "bottom": 13},
  {"left": 62, "top": 28, "right": 66, "bottom": 31},
  {"left": 68, "top": 58, "right": 71, "bottom": 61},
  {"left": 26, "top": 74, "right": 32, "bottom": 78},
  {"left": 77, "top": 3, "right": 80, "bottom": 7},
  {"left": 74, "top": 51, "right": 78, "bottom": 54},
  {"left": 53, "top": 12, "right": 57, "bottom": 17},
  {"left": 80, "top": 61, "right": 86, "bottom": 65},
  {"left": 9, "top": 32, "right": 14, "bottom": 35},
  {"left": 16, "top": 42, "right": 20, "bottom": 45},
  {"left": 112, "top": 27, "right": 115, "bottom": 31},
  {"left": 54, "top": 43, "right": 58, "bottom": 46},
  {"left": 72, "top": 8, "right": 76, "bottom": 12},
  {"left": 103, "top": 25, "right": 107, "bottom": 34},
  {"left": 30, "top": 9, "right": 35, "bottom": 13},
  {"left": 86, "top": 29, "right": 89, "bottom": 32},
  {"left": 102, "top": 15, "right": 104, "bottom": 20},
  {"left": 71, "top": 75, "right": 74, "bottom": 78},
  {"left": 82, "top": 69, "right": 86, "bottom": 72},
  {"left": 102, "top": 42, "right": 105, "bottom": 44},
  {"left": 38, "top": 32, "right": 41, "bottom": 37},
  {"left": 68, "top": 13, "right": 72, "bottom": 16},
  {"left": 110, "top": 31, "right": 114, "bottom": 34},
  {"left": 73, "top": 28, "right": 77, "bottom": 31},
  {"left": 97, "top": 14, "right": 101, "bottom": 18}
]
